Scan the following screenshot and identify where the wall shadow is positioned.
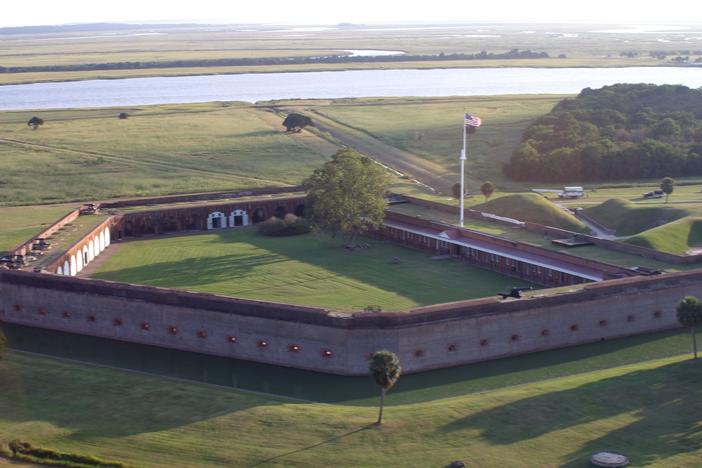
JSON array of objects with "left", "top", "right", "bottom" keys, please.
[{"left": 441, "top": 360, "right": 702, "bottom": 465}]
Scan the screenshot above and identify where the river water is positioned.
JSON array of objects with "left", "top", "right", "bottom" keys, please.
[{"left": 1, "top": 66, "right": 701, "bottom": 110}]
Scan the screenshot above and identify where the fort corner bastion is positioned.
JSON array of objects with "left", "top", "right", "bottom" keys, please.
[{"left": 1, "top": 188, "right": 698, "bottom": 376}]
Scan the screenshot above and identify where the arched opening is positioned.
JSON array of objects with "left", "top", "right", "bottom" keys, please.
[
  {"left": 207, "top": 211, "right": 227, "bottom": 230},
  {"left": 252, "top": 208, "right": 266, "bottom": 223},
  {"left": 63, "top": 260, "right": 70, "bottom": 275},
  {"left": 83, "top": 246, "right": 89, "bottom": 266},
  {"left": 99, "top": 232, "right": 105, "bottom": 253},
  {"left": 76, "top": 252, "right": 84, "bottom": 272},
  {"left": 294, "top": 204, "right": 305, "bottom": 217},
  {"left": 88, "top": 240, "right": 95, "bottom": 261},
  {"left": 104, "top": 228, "right": 111, "bottom": 247},
  {"left": 57, "top": 266, "right": 63, "bottom": 275},
  {"left": 229, "top": 209, "right": 249, "bottom": 227},
  {"left": 69, "top": 255, "right": 77, "bottom": 276},
  {"left": 274, "top": 206, "right": 286, "bottom": 218}
]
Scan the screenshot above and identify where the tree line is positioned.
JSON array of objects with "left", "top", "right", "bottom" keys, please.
[
  {"left": 0, "top": 49, "right": 549, "bottom": 74},
  {"left": 503, "top": 84, "right": 702, "bottom": 183}
]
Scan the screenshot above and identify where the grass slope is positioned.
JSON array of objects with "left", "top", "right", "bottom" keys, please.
[
  {"left": 1, "top": 329, "right": 701, "bottom": 467},
  {"left": 92, "top": 229, "right": 535, "bottom": 311},
  {"left": 626, "top": 216, "right": 702, "bottom": 255},
  {"left": 473, "top": 193, "right": 588, "bottom": 231},
  {"left": 584, "top": 198, "right": 691, "bottom": 236}
]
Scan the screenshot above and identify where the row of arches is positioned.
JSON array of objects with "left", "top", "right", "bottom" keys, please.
[{"left": 56, "top": 226, "right": 111, "bottom": 276}]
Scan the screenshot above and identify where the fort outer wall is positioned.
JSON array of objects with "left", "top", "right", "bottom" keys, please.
[{"left": 0, "top": 268, "right": 695, "bottom": 376}]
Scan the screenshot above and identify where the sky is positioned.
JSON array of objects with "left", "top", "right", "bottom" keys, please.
[{"left": 2, "top": 0, "right": 701, "bottom": 28}]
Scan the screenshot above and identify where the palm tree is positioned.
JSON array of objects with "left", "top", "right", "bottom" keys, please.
[
  {"left": 368, "top": 350, "right": 402, "bottom": 425},
  {"left": 677, "top": 296, "right": 702, "bottom": 359}
]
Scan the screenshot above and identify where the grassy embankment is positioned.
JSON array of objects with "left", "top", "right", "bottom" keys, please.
[
  {"left": 580, "top": 197, "right": 702, "bottom": 255},
  {"left": 472, "top": 193, "right": 588, "bottom": 232},
  {"left": 1, "top": 328, "right": 701, "bottom": 467},
  {"left": 91, "top": 228, "right": 536, "bottom": 311}
]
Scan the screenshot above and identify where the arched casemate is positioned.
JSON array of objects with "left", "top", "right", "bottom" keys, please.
[
  {"left": 56, "top": 266, "right": 63, "bottom": 275},
  {"left": 88, "top": 240, "right": 95, "bottom": 262},
  {"left": 229, "top": 209, "right": 249, "bottom": 227},
  {"left": 76, "top": 251, "right": 84, "bottom": 273},
  {"left": 98, "top": 232, "right": 105, "bottom": 253},
  {"left": 104, "top": 228, "right": 111, "bottom": 247},
  {"left": 69, "top": 255, "right": 77, "bottom": 276},
  {"left": 82, "top": 246, "right": 90, "bottom": 267},
  {"left": 207, "top": 211, "right": 227, "bottom": 230},
  {"left": 63, "top": 260, "right": 70, "bottom": 276}
]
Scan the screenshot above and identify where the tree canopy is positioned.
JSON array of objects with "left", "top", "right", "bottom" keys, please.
[
  {"left": 304, "top": 148, "right": 389, "bottom": 247},
  {"left": 480, "top": 181, "right": 496, "bottom": 201},
  {"left": 660, "top": 177, "right": 675, "bottom": 203},
  {"left": 27, "top": 116, "right": 44, "bottom": 130},
  {"left": 677, "top": 296, "right": 702, "bottom": 359},
  {"left": 368, "top": 350, "right": 402, "bottom": 425},
  {"left": 503, "top": 84, "right": 702, "bottom": 182},
  {"left": 282, "top": 113, "right": 313, "bottom": 132}
]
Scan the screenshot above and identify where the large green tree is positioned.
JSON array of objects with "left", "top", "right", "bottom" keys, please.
[
  {"left": 304, "top": 148, "right": 389, "bottom": 247},
  {"left": 480, "top": 181, "right": 496, "bottom": 201},
  {"left": 677, "top": 296, "right": 702, "bottom": 359},
  {"left": 282, "top": 113, "right": 313, "bottom": 133},
  {"left": 660, "top": 176, "right": 675, "bottom": 203},
  {"left": 368, "top": 350, "right": 402, "bottom": 425}
]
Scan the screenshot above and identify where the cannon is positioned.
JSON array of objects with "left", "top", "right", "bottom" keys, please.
[{"left": 498, "top": 287, "right": 533, "bottom": 299}]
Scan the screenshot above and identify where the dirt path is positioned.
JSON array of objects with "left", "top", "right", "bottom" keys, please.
[{"left": 277, "top": 107, "right": 453, "bottom": 194}]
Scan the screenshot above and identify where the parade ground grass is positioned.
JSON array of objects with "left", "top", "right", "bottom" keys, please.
[
  {"left": 91, "top": 229, "right": 535, "bottom": 311},
  {"left": 1, "top": 328, "right": 701, "bottom": 467}
]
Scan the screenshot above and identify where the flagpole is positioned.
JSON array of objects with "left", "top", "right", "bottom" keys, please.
[{"left": 460, "top": 117, "right": 467, "bottom": 227}]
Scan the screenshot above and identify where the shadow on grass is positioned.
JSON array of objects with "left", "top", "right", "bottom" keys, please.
[{"left": 441, "top": 359, "right": 702, "bottom": 466}]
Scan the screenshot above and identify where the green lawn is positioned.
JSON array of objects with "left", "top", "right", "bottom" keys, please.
[
  {"left": 1, "top": 328, "right": 701, "bottom": 467},
  {"left": 91, "top": 229, "right": 536, "bottom": 311}
]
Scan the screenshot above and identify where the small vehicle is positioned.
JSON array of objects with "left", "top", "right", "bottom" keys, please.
[{"left": 643, "top": 190, "right": 664, "bottom": 199}]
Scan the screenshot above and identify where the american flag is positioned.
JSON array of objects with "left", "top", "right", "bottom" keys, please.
[{"left": 464, "top": 113, "right": 482, "bottom": 127}]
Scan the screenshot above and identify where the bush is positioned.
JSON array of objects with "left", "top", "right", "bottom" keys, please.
[
  {"left": 8, "top": 440, "right": 126, "bottom": 467},
  {"left": 257, "top": 214, "right": 311, "bottom": 237}
]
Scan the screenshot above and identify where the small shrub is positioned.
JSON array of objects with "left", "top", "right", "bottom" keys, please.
[
  {"left": 8, "top": 439, "right": 127, "bottom": 467},
  {"left": 257, "top": 214, "right": 310, "bottom": 237}
]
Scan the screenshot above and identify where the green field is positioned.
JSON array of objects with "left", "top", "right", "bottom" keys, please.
[
  {"left": 473, "top": 193, "right": 588, "bottom": 231},
  {"left": 283, "top": 95, "right": 565, "bottom": 193},
  {"left": 1, "top": 328, "right": 701, "bottom": 467},
  {"left": 91, "top": 229, "right": 535, "bottom": 311},
  {"left": 0, "top": 103, "right": 336, "bottom": 205}
]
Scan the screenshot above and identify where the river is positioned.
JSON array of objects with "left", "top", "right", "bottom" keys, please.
[{"left": 1, "top": 66, "right": 701, "bottom": 110}]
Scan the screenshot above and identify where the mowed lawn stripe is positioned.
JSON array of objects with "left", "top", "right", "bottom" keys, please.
[{"left": 92, "top": 229, "right": 536, "bottom": 311}]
